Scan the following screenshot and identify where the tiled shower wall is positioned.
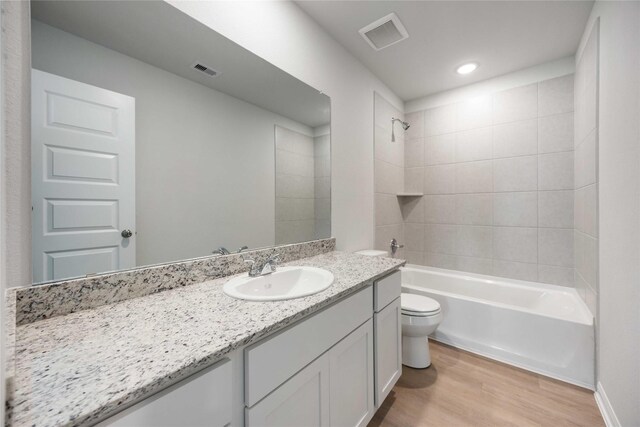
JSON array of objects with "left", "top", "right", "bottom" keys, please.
[
  {"left": 275, "top": 126, "right": 316, "bottom": 244},
  {"left": 398, "top": 75, "right": 576, "bottom": 286},
  {"left": 574, "top": 22, "right": 599, "bottom": 314},
  {"left": 374, "top": 93, "right": 405, "bottom": 257},
  {"left": 275, "top": 125, "right": 331, "bottom": 244},
  {"left": 314, "top": 131, "right": 331, "bottom": 240}
]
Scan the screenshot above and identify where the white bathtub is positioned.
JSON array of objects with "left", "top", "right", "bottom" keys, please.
[{"left": 402, "top": 265, "right": 595, "bottom": 389}]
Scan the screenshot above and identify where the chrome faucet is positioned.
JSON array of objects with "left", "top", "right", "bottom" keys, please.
[
  {"left": 214, "top": 246, "right": 249, "bottom": 255},
  {"left": 243, "top": 251, "right": 281, "bottom": 277}
]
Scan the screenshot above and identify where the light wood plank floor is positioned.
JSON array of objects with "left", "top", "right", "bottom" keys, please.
[{"left": 369, "top": 341, "right": 604, "bottom": 427}]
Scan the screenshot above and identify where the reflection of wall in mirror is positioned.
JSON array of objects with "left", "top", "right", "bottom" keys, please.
[
  {"left": 31, "top": 20, "right": 316, "bottom": 267},
  {"left": 275, "top": 125, "right": 331, "bottom": 245}
]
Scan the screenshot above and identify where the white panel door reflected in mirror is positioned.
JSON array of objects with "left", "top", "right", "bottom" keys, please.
[{"left": 29, "top": 0, "right": 330, "bottom": 284}]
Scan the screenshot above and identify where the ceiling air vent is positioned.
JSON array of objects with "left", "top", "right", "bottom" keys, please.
[
  {"left": 359, "top": 13, "right": 409, "bottom": 51},
  {"left": 192, "top": 62, "right": 220, "bottom": 77}
]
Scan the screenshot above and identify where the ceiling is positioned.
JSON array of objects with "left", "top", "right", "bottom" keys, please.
[
  {"left": 31, "top": 1, "right": 330, "bottom": 127},
  {"left": 296, "top": 1, "right": 594, "bottom": 101}
]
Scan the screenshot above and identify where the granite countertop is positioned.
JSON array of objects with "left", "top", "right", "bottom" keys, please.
[{"left": 9, "top": 251, "right": 404, "bottom": 427}]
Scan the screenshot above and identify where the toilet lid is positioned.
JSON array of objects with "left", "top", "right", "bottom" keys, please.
[{"left": 401, "top": 293, "right": 440, "bottom": 314}]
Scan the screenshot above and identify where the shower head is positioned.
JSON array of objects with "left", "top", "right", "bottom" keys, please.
[{"left": 391, "top": 117, "right": 410, "bottom": 142}]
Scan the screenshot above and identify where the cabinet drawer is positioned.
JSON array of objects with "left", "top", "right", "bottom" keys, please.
[
  {"left": 245, "top": 286, "right": 373, "bottom": 407},
  {"left": 99, "top": 358, "right": 232, "bottom": 427},
  {"left": 374, "top": 271, "right": 401, "bottom": 312}
]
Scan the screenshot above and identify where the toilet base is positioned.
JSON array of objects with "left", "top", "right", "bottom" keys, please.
[{"left": 402, "top": 335, "right": 432, "bottom": 368}]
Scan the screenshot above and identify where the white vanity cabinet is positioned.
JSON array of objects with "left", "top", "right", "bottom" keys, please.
[
  {"left": 98, "top": 358, "right": 232, "bottom": 427},
  {"left": 98, "top": 270, "right": 402, "bottom": 427},
  {"left": 373, "top": 271, "right": 402, "bottom": 407}
]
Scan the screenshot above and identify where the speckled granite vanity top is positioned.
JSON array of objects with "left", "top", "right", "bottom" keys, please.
[{"left": 8, "top": 251, "right": 404, "bottom": 427}]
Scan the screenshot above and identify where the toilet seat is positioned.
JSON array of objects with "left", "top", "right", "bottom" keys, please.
[{"left": 401, "top": 293, "right": 441, "bottom": 316}]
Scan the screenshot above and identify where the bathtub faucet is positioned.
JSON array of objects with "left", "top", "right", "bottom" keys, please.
[{"left": 390, "top": 238, "right": 404, "bottom": 257}]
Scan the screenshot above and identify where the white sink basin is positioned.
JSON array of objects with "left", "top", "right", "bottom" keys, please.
[{"left": 223, "top": 266, "right": 334, "bottom": 301}]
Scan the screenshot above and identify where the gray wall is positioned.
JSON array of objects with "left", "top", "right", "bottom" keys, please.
[
  {"left": 583, "top": 2, "right": 640, "bottom": 425},
  {"left": 32, "top": 20, "right": 314, "bottom": 266},
  {"left": 396, "top": 75, "right": 576, "bottom": 286}
]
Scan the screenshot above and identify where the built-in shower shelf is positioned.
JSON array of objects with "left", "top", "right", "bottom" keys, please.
[{"left": 396, "top": 192, "right": 423, "bottom": 197}]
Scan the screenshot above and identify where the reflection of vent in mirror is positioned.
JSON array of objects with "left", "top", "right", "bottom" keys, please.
[
  {"left": 359, "top": 13, "right": 409, "bottom": 51},
  {"left": 192, "top": 62, "right": 219, "bottom": 77}
]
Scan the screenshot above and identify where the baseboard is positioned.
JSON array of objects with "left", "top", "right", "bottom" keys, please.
[{"left": 594, "top": 382, "right": 621, "bottom": 427}]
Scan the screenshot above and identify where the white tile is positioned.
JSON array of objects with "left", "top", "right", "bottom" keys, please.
[
  {"left": 538, "top": 112, "right": 574, "bottom": 154},
  {"left": 456, "top": 194, "right": 493, "bottom": 225},
  {"left": 375, "top": 193, "right": 402, "bottom": 226},
  {"left": 405, "top": 111, "right": 424, "bottom": 140},
  {"left": 314, "top": 156, "right": 330, "bottom": 179},
  {"left": 375, "top": 159, "right": 403, "bottom": 194},
  {"left": 405, "top": 139, "right": 424, "bottom": 167},
  {"left": 276, "top": 174, "right": 314, "bottom": 198},
  {"left": 456, "top": 225, "right": 493, "bottom": 258},
  {"left": 538, "top": 190, "right": 573, "bottom": 228},
  {"left": 425, "top": 252, "right": 457, "bottom": 270},
  {"left": 275, "top": 198, "right": 314, "bottom": 221},
  {"left": 401, "top": 196, "right": 424, "bottom": 223},
  {"left": 424, "top": 195, "right": 456, "bottom": 224},
  {"left": 583, "top": 184, "right": 598, "bottom": 237},
  {"left": 424, "top": 164, "right": 456, "bottom": 194},
  {"left": 575, "top": 129, "right": 596, "bottom": 188},
  {"left": 375, "top": 125, "right": 403, "bottom": 166},
  {"left": 574, "top": 230, "right": 585, "bottom": 281},
  {"left": 493, "top": 156, "right": 537, "bottom": 192},
  {"left": 425, "top": 134, "right": 456, "bottom": 165},
  {"left": 576, "top": 26, "right": 598, "bottom": 142},
  {"left": 574, "top": 187, "right": 585, "bottom": 233},
  {"left": 455, "top": 160, "right": 493, "bottom": 194},
  {"left": 492, "top": 119, "right": 537, "bottom": 159},
  {"left": 405, "top": 223, "right": 425, "bottom": 251},
  {"left": 456, "top": 95, "right": 493, "bottom": 131},
  {"left": 583, "top": 234, "right": 598, "bottom": 288},
  {"left": 539, "top": 151, "right": 574, "bottom": 190},
  {"left": 539, "top": 228, "right": 574, "bottom": 268},
  {"left": 375, "top": 223, "right": 403, "bottom": 253},
  {"left": 314, "top": 176, "right": 331, "bottom": 199},
  {"left": 425, "top": 104, "right": 456, "bottom": 136},
  {"left": 425, "top": 224, "right": 457, "bottom": 254},
  {"left": 493, "top": 84, "right": 537, "bottom": 124},
  {"left": 493, "top": 260, "right": 538, "bottom": 282},
  {"left": 538, "top": 74, "right": 574, "bottom": 117},
  {"left": 456, "top": 256, "right": 493, "bottom": 275},
  {"left": 405, "top": 251, "right": 425, "bottom": 265},
  {"left": 404, "top": 167, "right": 424, "bottom": 193},
  {"left": 538, "top": 265, "right": 575, "bottom": 287},
  {"left": 455, "top": 127, "right": 493, "bottom": 162},
  {"left": 276, "top": 150, "right": 314, "bottom": 177},
  {"left": 493, "top": 192, "right": 538, "bottom": 227},
  {"left": 493, "top": 227, "right": 537, "bottom": 263},
  {"left": 276, "top": 127, "right": 314, "bottom": 156},
  {"left": 315, "top": 198, "right": 330, "bottom": 220},
  {"left": 375, "top": 94, "right": 402, "bottom": 135}
]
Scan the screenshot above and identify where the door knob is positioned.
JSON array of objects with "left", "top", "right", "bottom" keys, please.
[{"left": 121, "top": 229, "right": 133, "bottom": 238}]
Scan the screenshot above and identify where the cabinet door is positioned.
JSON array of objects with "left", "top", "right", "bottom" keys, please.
[
  {"left": 329, "top": 319, "right": 375, "bottom": 427},
  {"left": 246, "top": 353, "right": 330, "bottom": 427},
  {"left": 374, "top": 297, "right": 402, "bottom": 407},
  {"left": 99, "top": 358, "right": 232, "bottom": 427}
]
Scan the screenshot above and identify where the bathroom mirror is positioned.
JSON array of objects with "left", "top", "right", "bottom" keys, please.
[{"left": 29, "top": 0, "right": 331, "bottom": 283}]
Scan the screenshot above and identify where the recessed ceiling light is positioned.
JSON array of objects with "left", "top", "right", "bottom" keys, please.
[{"left": 456, "top": 63, "right": 478, "bottom": 75}]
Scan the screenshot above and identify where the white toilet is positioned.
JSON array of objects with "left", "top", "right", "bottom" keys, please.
[
  {"left": 401, "top": 293, "right": 442, "bottom": 368},
  {"left": 355, "top": 250, "right": 443, "bottom": 369}
]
